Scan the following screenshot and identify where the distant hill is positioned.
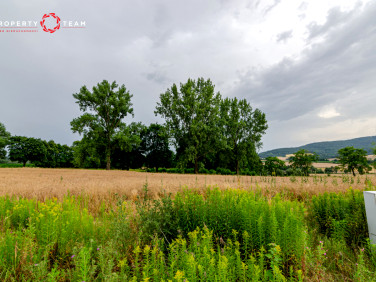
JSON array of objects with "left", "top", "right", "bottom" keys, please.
[{"left": 259, "top": 136, "right": 376, "bottom": 159}]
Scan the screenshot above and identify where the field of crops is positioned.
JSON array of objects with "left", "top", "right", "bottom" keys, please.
[{"left": 1, "top": 168, "right": 376, "bottom": 280}]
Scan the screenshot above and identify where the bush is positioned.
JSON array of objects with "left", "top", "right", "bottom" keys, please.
[
  {"left": 216, "top": 167, "right": 233, "bottom": 175},
  {"left": 308, "top": 189, "right": 368, "bottom": 248}
]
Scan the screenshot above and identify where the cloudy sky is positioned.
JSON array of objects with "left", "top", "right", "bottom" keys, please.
[{"left": 1, "top": 0, "right": 375, "bottom": 152}]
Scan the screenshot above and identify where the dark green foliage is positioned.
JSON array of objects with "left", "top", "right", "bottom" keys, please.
[
  {"left": 37, "top": 140, "right": 74, "bottom": 168},
  {"left": 73, "top": 122, "right": 143, "bottom": 170},
  {"left": 0, "top": 163, "right": 35, "bottom": 168},
  {"left": 0, "top": 122, "right": 10, "bottom": 159},
  {"left": 111, "top": 122, "right": 145, "bottom": 170},
  {"left": 7, "top": 136, "right": 73, "bottom": 168},
  {"left": 136, "top": 188, "right": 179, "bottom": 245},
  {"left": 141, "top": 124, "right": 174, "bottom": 172},
  {"left": 155, "top": 77, "right": 223, "bottom": 174},
  {"left": 219, "top": 97, "right": 268, "bottom": 174},
  {"left": 289, "top": 149, "right": 319, "bottom": 176},
  {"left": 8, "top": 136, "right": 47, "bottom": 167},
  {"left": 72, "top": 137, "right": 103, "bottom": 168},
  {"left": 338, "top": 146, "right": 371, "bottom": 176},
  {"left": 264, "top": 157, "right": 286, "bottom": 176},
  {"left": 308, "top": 189, "right": 368, "bottom": 248},
  {"left": 71, "top": 80, "right": 134, "bottom": 170}
]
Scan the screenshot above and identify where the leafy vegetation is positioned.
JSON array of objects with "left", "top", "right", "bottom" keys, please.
[
  {"left": 0, "top": 122, "right": 10, "bottom": 160},
  {"left": 219, "top": 97, "right": 268, "bottom": 174},
  {"left": 71, "top": 80, "right": 135, "bottom": 170},
  {"left": 289, "top": 149, "right": 319, "bottom": 176},
  {"left": 0, "top": 185, "right": 375, "bottom": 281},
  {"left": 338, "top": 146, "right": 372, "bottom": 176},
  {"left": 155, "top": 78, "right": 223, "bottom": 174}
]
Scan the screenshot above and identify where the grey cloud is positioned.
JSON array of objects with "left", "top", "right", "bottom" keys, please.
[
  {"left": 276, "top": 30, "right": 293, "bottom": 43},
  {"left": 145, "top": 71, "right": 170, "bottom": 85},
  {"left": 1, "top": 0, "right": 375, "bottom": 152},
  {"left": 235, "top": 2, "right": 376, "bottom": 122},
  {"left": 307, "top": 4, "right": 359, "bottom": 40}
]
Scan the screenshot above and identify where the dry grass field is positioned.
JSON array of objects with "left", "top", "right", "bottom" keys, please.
[{"left": 1, "top": 168, "right": 375, "bottom": 203}]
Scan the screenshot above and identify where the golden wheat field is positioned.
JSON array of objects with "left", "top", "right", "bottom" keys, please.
[{"left": 1, "top": 168, "right": 375, "bottom": 200}]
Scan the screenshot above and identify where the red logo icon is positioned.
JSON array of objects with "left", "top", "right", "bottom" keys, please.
[{"left": 40, "top": 13, "right": 60, "bottom": 33}]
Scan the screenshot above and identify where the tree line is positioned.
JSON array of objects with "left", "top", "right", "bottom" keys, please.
[
  {"left": 1, "top": 78, "right": 375, "bottom": 175},
  {"left": 0, "top": 78, "right": 267, "bottom": 174},
  {"left": 69, "top": 78, "right": 268, "bottom": 174},
  {"left": 264, "top": 148, "right": 376, "bottom": 176}
]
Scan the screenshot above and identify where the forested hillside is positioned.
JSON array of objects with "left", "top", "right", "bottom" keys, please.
[{"left": 259, "top": 136, "right": 376, "bottom": 159}]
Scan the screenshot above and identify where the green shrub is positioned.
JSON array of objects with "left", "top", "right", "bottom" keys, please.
[{"left": 308, "top": 189, "right": 368, "bottom": 248}]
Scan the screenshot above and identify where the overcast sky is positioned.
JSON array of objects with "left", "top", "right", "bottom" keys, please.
[{"left": 1, "top": 0, "right": 375, "bottom": 152}]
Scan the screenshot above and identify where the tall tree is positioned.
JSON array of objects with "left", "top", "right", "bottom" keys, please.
[
  {"left": 337, "top": 146, "right": 371, "bottom": 176},
  {"left": 220, "top": 97, "right": 268, "bottom": 175},
  {"left": 289, "top": 149, "right": 318, "bottom": 176},
  {"left": 71, "top": 80, "right": 134, "bottom": 170},
  {"left": 155, "top": 78, "right": 222, "bottom": 174},
  {"left": 0, "top": 122, "right": 10, "bottom": 159},
  {"left": 141, "top": 123, "right": 174, "bottom": 172}
]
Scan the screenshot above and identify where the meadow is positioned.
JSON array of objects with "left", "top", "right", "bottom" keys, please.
[{"left": 1, "top": 168, "right": 376, "bottom": 281}]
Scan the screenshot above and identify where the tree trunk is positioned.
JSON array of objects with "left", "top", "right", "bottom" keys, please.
[
  {"left": 352, "top": 168, "right": 356, "bottom": 177},
  {"left": 194, "top": 158, "right": 198, "bottom": 174},
  {"left": 23, "top": 161, "right": 26, "bottom": 167},
  {"left": 156, "top": 166, "right": 159, "bottom": 173},
  {"left": 106, "top": 147, "right": 111, "bottom": 170},
  {"left": 236, "top": 160, "right": 240, "bottom": 175}
]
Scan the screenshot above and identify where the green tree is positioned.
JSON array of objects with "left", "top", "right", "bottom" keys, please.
[
  {"left": 155, "top": 77, "right": 222, "bottom": 174},
  {"left": 289, "top": 149, "right": 318, "bottom": 176},
  {"left": 141, "top": 123, "right": 174, "bottom": 172},
  {"left": 0, "top": 122, "right": 11, "bottom": 159},
  {"left": 8, "top": 136, "right": 47, "bottom": 167},
  {"left": 337, "top": 146, "right": 371, "bottom": 176},
  {"left": 70, "top": 80, "right": 134, "bottom": 170},
  {"left": 264, "top": 156, "right": 285, "bottom": 176},
  {"left": 72, "top": 137, "right": 103, "bottom": 168},
  {"left": 220, "top": 97, "right": 268, "bottom": 175},
  {"left": 38, "top": 140, "right": 74, "bottom": 168},
  {"left": 111, "top": 122, "right": 144, "bottom": 170}
]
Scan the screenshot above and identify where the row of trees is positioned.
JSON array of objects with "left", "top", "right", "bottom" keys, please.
[
  {"left": 5, "top": 136, "right": 73, "bottom": 168},
  {"left": 70, "top": 78, "right": 268, "bottom": 174},
  {"left": 1, "top": 121, "right": 375, "bottom": 176},
  {"left": 264, "top": 148, "right": 375, "bottom": 176},
  {"left": 1, "top": 78, "right": 375, "bottom": 175}
]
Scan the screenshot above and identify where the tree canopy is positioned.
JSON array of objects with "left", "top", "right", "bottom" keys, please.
[
  {"left": 155, "top": 78, "right": 222, "bottom": 174},
  {"left": 337, "top": 146, "right": 371, "bottom": 176},
  {"left": 8, "top": 136, "right": 47, "bottom": 167},
  {"left": 71, "top": 80, "right": 134, "bottom": 170},
  {"left": 289, "top": 149, "right": 318, "bottom": 176},
  {"left": 0, "top": 122, "right": 10, "bottom": 159},
  {"left": 264, "top": 156, "right": 286, "bottom": 176},
  {"left": 141, "top": 123, "right": 174, "bottom": 172},
  {"left": 220, "top": 97, "right": 267, "bottom": 174}
]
